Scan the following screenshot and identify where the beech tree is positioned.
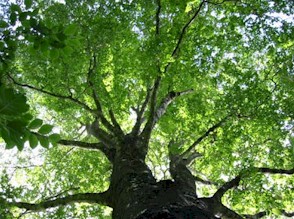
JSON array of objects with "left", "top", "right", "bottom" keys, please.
[{"left": 0, "top": 0, "right": 293, "bottom": 218}]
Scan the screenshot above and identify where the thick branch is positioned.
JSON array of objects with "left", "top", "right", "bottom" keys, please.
[
  {"left": 194, "top": 176, "right": 216, "bottom": 185},
  {"left": 1, "top": 192, "right": 111, "bottom": 211},
  {"left": 8, "top": 74, "right": 94, "bottom": 114},
  {"left": 198, "top": 198, "right": 243, "bottom": 219},
  {"left": 155, "top": 89, "right": 194, "bottom": 124},
  {"left": 213, "top": 167, "right": 293, "bottom": 201},
  {"left": 257, "top": 167, "right": 294, "bottom": 175},
  {"left": 109, "top": 110, "right": 125, "bottom": 137},
  {"left": 140, "top": 77, "right": 161, "bottom": 142},
  {"left": 181, "top": 115, "right": 228, "bottom": 159},
  {"left": 58, "top": 139, "right": 115, "bottom": 162},
  {"left": 141, "top": 87, "right": 193, "bottom": 144},
  {"left": 131, "top": 88, "right": 152, "bottom": 136},
  {"left": 218, "top": 204, "right": 243, "bottom": 219},
  {"left": 213, "top": 176, "right": 241, "bottom": 201}
]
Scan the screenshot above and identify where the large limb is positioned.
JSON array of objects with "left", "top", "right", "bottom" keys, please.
[
  {"left": 0, "top": 191, "right": 112, "bottom": 211},
  {"left": 181, "top": 115, "right": 229, "bottom": 160},
  {"left": 58, "top": 139, "right": 115, "bottom": 162},
  {"left": 141, "top": 88, "right": 193, "bottom": 144},
  {"left": 212, "top": 167, "right": 294, "bottom": 200},
  {"left": 210, "top": 167, "right": 294, "bottom": 218},
  {"left": 131, "top": 88, "right": 152, "bottom": 136}
]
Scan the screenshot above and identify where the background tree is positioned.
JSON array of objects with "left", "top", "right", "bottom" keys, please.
[{"left": 0, "top": 0, "right": 293, "bottom": 218}]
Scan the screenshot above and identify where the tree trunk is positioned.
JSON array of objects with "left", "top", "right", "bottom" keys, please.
[{"left": 108, "top": 135, "right": 217, "bottom": 219}]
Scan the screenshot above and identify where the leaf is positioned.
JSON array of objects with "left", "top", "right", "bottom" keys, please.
[
  {"left": 64, "top": 24, "right": 78, "bottom": 35},
  {"left": 24, "top": 0, "right": 33, "bottom": 9},
  {"left": 49, "top": 133, "right": 61, "bottom": 143},
  {"left": 19, "top": 12, "right": 28, "bottom": 22},
  {"left": 10, "top": 4, "right": 22, "bottom": 13},
  {"left": 0, "top": 87, "right": 29, "bottom": 116},
  {"left": 15, "top": 139, "right": 25, "bottom": 151},
  {"left": 38, "top": 124, "right": 54, "bottom": 135},
  {"left": 29, "top": 134, "right": 38, "bottom": 149},
  {"left": 28, "top": 118, "right": 43, "bottom": 129},
  {"left": 0, "top": 20, "right": 8, "bottom": 28},
  {"left": 38, "top": 136, "right": 49, "bottom": 148},
  {"left": 0, "top": 128, "right": 15, "bottom": 149},
  {"left": 1, "top": 121, "right": 26, "bottom": 150}
]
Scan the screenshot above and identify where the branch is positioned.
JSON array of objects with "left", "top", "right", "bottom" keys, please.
[
  {"left": 181, "top": 115, "right": 228, "bottom": 159},
  {"left": 155, "top": 89, "right": 194, "bottom": 124},
  {"left": 212, "top": 167, "right": 293, "bottom": 203},
  {"left": 8, "top": 74, "right": 94, "bottom": 114},
  {"left": 198, "top": 197, "right": 243, "bottom": 219},
  {"left": 206, "top": 0, "right": 240, "bottom": 6},
  {"left": 257, "top": 167, "right": 294, "bottom": 175},
  {"left": 194, "top": 176, "right": 216, "bottom": 185},
  {"left": 213, "top": 176, "right": 241, "bottom": 201},
  {"left": 131, "top": 87, "right": 152, "bottom": 136},
  {"left": 155, "top": 0, "right": 161, "bottom": 35},
  {"left": 86, "top": 55, "right": 121, "bottom": 137},
  {"left": 281, "top": 210, "right": 294, "bottom": 218},
  {"left": 109, "top": 110, "right": 125, "bottom": 137},
  {"left": 0, "top": 191, "right": 111, "bottom": 211},
  {"left": 244, "top": 210, "right": 294, "bottom": 218},
  {"left": 141, "top": 87, "right": 193, "bottom": 144},
  {"left": 218, "top": 204, "right": 244, "bottom": 219},
  {"left": 140, "top": 76, "right": 161, "bottom": 143},
  {"left": 163, "top": 0, "right": 206, "bottom": 73},
  {"left": 58, "top": 139, "right": 115, "bottom": 162}
]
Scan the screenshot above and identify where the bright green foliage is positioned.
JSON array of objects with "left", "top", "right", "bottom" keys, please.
[{"left": 0, "top": 0, "right": 293, "bottom": 218}]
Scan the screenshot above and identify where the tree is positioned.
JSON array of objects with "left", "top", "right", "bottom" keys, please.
[{"left": 0, "top": 0, "right": 293, "bottom": 218}]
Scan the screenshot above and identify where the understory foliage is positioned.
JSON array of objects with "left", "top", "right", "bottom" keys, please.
[{"left": 0, "top": 0, "right": 293, "bottom": 218}]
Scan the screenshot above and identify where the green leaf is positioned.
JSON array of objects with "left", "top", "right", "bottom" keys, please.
[
  {"left": 15, "top": 140, "right": 25, "bottom": 151},
  {"left": 49, "top": 133, "right": 61, "bottom": 143},
  {"left": 24, "top": 0, "right": 33, "bottom": 9},
  {"left": 38, "top": 124, "right": 54, "bottom": 135},
  {"left": 28, "top": 118, "right": 43, "bottom": 129},
  {"left": 29, "top": 134, "right": 38, "bottom": 149},
  {"left": 0, "top": 20, "right": 8, "bottom": 28},
  {"left": 10, "top": 4, "right": 22, "bottom": 13},
  {"left": 0, "top": 87, "right": 29, "bottom": 116},
  {"left": 64, "top": 24, "right": 78, "bottom": 35},
  {"left": 39, "top": 136, "right": 49, "bottom": 148},
  {"left": 19, "top": 12, "right": 26, "bottom": 22},
  {"left": 10, "top": 13, "right": 17, "bottom": 25},
  {"left": 0, "top": 128, "right": 15, "bottom": 149}
]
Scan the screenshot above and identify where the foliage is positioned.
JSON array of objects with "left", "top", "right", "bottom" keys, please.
[{"left": 0, "top": 0, "right": 293, "bottom": 218}]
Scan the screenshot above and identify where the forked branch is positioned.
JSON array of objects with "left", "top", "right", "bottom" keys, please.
[
  {"left": 131, "top": 88, "right": 152, "bottom": 136},
  {"left": 141, "top": 87, "right": 193, "bottom": 143},
  {"left": 87, "top": 55, "right": 124, "bottom": 138}
]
